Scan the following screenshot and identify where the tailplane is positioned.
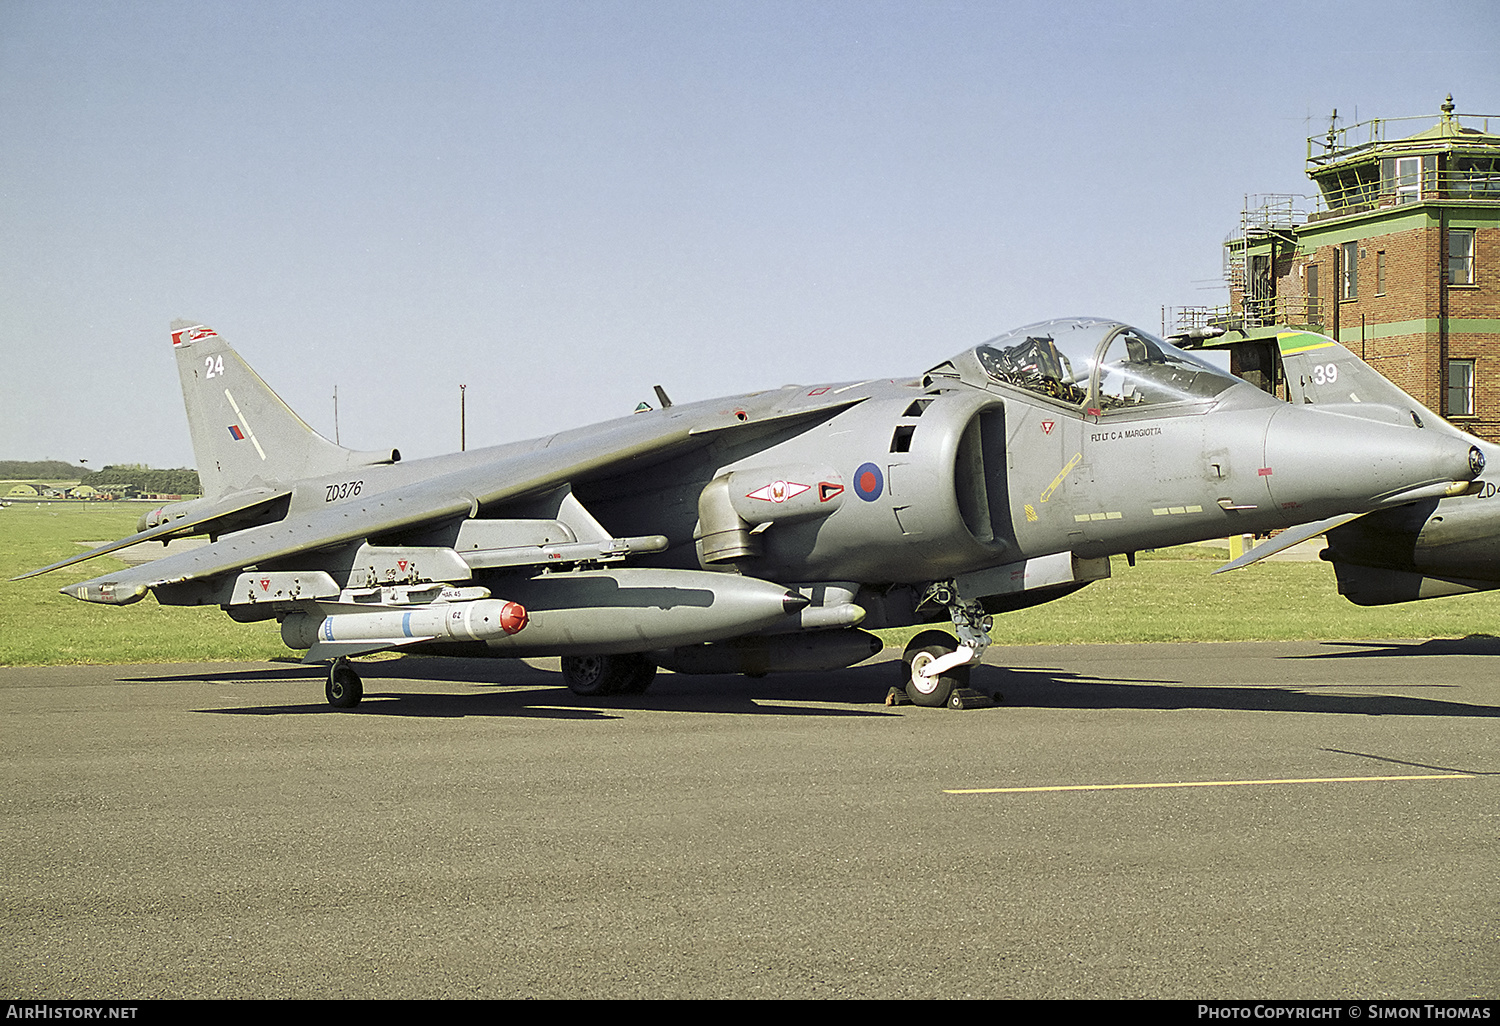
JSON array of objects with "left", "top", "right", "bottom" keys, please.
[{"left": 171, "top": 320, "right": 398, "bottom": 498}]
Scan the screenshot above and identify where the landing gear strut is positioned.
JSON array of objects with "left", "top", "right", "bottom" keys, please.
[{"left": 326, "top": 658, "right": 363, "bottom": 709}]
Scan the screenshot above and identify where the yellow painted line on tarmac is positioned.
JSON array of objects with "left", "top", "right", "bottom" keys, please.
[{"left": 944, "top": 773, "right": 1474, "bottom": 794}]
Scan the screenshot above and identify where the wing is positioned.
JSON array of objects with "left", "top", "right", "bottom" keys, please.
[
  {"left": 1211, "top": 512, "right": 1364, "bottom": 574},
  {"left": 46, "top": 385, "right": 875, "bottom": 605},
  {"left": 12, "top": 487, "right": 290, "bottom": 583}
]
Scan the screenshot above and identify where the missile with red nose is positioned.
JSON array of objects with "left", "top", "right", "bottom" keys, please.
[{"left": 281, "top": 598, "right": 529, "bottom": 651}]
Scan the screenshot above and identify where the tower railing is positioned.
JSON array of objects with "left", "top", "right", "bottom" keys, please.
[
  {"left": 1307, "top": 109, "right": 1497, "bottom": 167},
  {"left": 1311, "top": 167, "right": 1500, "bottom": 216}
]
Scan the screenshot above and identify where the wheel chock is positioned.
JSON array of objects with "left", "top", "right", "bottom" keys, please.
[{"left": 946, "top": 688, "right": 994, "bottom": 710}]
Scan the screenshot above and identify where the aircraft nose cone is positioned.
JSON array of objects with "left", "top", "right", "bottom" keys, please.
[{"left": 1262, "top": 406, "right": 1481, "bottom": 517}]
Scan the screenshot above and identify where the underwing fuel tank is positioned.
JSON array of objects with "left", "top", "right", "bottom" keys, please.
[{"left": 463, "top": 567, "right": 810, "bottom": 656}]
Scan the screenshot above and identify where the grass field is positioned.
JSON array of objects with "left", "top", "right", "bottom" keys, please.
[
  {"left": 3, "top": 501, "right": 1498, "bottom": 667},
  {"left": 1, "top": 503, "right": 284, "bottom": 665}
]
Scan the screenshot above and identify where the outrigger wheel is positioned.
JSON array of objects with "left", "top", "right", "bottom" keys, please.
[
  {"left": 901, "top": 630, "right": 971, "bottom": 708},
  {"left": 326, "top": 658, "right": 364, "bottom": 709}
]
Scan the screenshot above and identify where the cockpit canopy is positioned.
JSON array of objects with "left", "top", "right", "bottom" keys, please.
[{"left": 956, "top": 317, "right": 1240, "bottom": 412}]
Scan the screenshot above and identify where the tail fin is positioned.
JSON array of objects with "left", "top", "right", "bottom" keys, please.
[
  {"left": 1276, "top": 330, "right": 1458, "bottom": 434},
  {"left": 171, "top": 321, "right": 399, "bottom": 498}
]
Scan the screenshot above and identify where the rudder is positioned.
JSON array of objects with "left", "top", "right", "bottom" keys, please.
[{"left": 1277, "top": 330, "right": 1444, "bottom": 423}]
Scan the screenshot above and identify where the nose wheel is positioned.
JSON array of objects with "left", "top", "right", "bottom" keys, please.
[
  {"left": 326, "top": 658, "right": 363, "bottom": 708},
  {"left": 901, "top": 631, "right": 972, "bottom": 707},
  {"left": 899, "top": 591, "right": 996, "bottom": 708}
]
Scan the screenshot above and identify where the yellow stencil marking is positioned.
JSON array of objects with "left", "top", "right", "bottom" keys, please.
[{"left": 1040, "top": 452, "right": 1082, "bottom": 503}]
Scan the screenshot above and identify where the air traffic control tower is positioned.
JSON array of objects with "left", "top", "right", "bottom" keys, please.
[{"left": 1169, "top": 96, "right": 1500, "bottom": 443}]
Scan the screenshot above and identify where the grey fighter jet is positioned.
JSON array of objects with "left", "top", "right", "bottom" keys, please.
[
  {"left": 18, "top": 318, "right": 1484, "bottom": 708},
  {"left": 1215, "top": 329, "right": 1500, "bottom": 606}
]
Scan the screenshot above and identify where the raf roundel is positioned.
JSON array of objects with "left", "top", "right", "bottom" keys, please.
[{"left": 853, "top": 462, "right": 883, "bottom": 502}]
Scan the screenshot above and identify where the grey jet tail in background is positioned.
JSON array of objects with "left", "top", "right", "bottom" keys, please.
[
  {"left": 17, "top": 317, "right": 1484, "bottom": 708},
  {"left": 1215, "top": 329, "right": 1499, "bottom": 606}
]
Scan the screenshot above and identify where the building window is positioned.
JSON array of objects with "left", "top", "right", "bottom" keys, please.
[
  {"left": 1341, "top": 241, "right": 1358, "bottom": 299},
  {"left": 1306, "top": 263, "right": 1320, "bottom": 322},
  {"left": 1376, "top": 251, "right": 1386, "bottom": 294},
  {"left": 1396, "top": 156, "right": 1422, "bottom": 203},
  {"left": 1448, "top": 359, "right": 1475, "bottom": 417},
  {"left": 1448, "top": 229, "right": 1475, "bottom": 285}
]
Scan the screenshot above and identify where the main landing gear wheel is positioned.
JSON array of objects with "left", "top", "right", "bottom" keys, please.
[
  {"left": 561, "top": 653, "right": 658, "bottom": 697},
  {"left": 902, "top": 630, "right": 970, "bottom": 708},
  {"left": 615, "top": 655, "right": 658, "bottom": 695},
  {"left": 326, "top": 658, "right": 363, "bottom": 709}
]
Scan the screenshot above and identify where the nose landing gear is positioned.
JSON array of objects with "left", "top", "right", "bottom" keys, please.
[
  {"left": 901, "top": 630, "right": 972, "bottom": 707},
  {"left": 897, "top": 591, "right": 997, "bottom": 709}
]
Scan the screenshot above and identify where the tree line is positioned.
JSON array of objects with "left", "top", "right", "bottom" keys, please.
[{"left": 1, "top": 461, "right": 201, "bottom": 496}]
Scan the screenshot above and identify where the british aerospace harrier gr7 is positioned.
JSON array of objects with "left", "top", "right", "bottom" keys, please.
[{"left": 19, "top": 318, "right": 1484, "bottom": 707}]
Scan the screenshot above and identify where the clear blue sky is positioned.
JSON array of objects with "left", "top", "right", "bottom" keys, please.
[{"left": 2, "top": 0, "right": 1496, "bottom": 468}]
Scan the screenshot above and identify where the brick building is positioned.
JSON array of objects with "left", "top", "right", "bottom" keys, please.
[{"left": 1172, "top": 96, "right": 1500, "bottom": 442}]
